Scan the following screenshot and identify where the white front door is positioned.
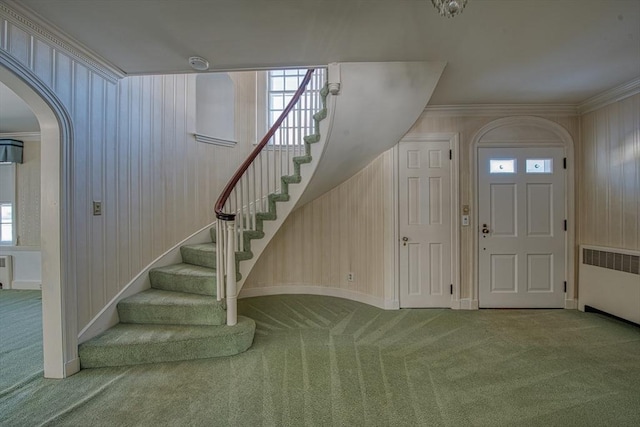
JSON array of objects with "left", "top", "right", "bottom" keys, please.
[
  {"left": 478, "top": 147, "right": 566, "bottom": 308},
  {"left": 399, "top": 139, "right": 452, "bottom": 308}
]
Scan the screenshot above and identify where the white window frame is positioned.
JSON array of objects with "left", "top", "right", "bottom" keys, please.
[
  {"left": 0, "top": 163, "right": 16, "bottom": 246},
  {"left": 261, "top": 68, "right": 325, "bottom": 147}
]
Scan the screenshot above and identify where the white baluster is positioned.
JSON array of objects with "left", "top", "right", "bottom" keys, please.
[
  {"left": 225, "top": 219, "right": 237, "bottom": 326},
  {"left": 216, "top": 221, "right": 223, "bottom": 301}
]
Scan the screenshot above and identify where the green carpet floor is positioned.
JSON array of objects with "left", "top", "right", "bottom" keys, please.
[{"left": 1, "top": 290, "right": 640, "bottom": 426}]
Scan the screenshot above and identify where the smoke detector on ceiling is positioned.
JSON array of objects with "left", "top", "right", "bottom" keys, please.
[{"left": 188, "top": 56, "right": 210, "bottom": 71}]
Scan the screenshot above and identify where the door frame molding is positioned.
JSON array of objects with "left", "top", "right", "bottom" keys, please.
[
  {"left": 393, "top": 133, "right": 460, "bottom": 309},
  {"left": 470, "top": 116, "right": 576, "bottom": 309},
  {"left": 0, "top": 50, "right": 77, "bottom": 377}
]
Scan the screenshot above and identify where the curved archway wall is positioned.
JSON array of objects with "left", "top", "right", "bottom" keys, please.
[
  {"left": 1, "top": 5, "right": 261, "bottom": 377},
  {"left": 470, "top": 116, "right": 577, "bottom": 308},
  {"left": 0, "top": 51, "right": 71, "bottom": 379}
]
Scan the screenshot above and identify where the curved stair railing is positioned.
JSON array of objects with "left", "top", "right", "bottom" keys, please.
[{"left": 215, "top": 68, "right": 326, "bottom": 325}]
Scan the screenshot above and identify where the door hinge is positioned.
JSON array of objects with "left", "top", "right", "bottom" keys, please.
[
  {"left": 564, "top": 220, "right": 567, "bottom": 231},
  {"left": 450, "top": 284, "right": 453, "bottom": 295},
  {"left": 449, "top": 149, "right": 452, "bottom": 160},
  {"left": 564, "top": 281, "right": 567, "bottom": 293},
  {"left": 563, "top": 157, "right": 567, "bottom": 169}
]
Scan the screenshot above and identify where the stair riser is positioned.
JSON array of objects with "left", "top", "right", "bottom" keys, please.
[
  {"left": 149, "top": 269, "right": 215, "bottom": 296},
  {"left": 79, "top": 325, "right": 255, "bottom": 368},
  {"left": 117, "top": 303, "right": 226, "bottom": 326},
  {"left": 181, "top": 246, "right": 216, "bottom": 269}
]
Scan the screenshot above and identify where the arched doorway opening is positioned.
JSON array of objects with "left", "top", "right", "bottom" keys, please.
[
  {"left": 470, "top": 116, "right": 576, "bottom": 309},
  {"left": 0, "top": 50, "right": 76, "bottom": 378}
]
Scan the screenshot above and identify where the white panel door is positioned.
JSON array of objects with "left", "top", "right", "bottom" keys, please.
[
  {"left": 478, "top": 147, "right": 566, "bottom": 308},
  {"left": 399, "top": 139, "right": 452, "bottom": 308}
]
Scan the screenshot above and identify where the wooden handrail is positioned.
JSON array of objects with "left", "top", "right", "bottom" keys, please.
[{"left": 215, "top": 69, "right": 315, "bottom": 220}]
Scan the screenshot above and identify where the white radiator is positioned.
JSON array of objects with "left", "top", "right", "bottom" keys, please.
[
  {"left": 579, "top": 245, "right": 640, "bottom": 324},
  {"left": 0, "top": 255, "right": 13, "bottom": 289}
]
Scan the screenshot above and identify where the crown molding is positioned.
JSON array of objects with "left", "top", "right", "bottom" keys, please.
[
  {"left": 0, "top": 131, "right": 40, "bottom": 141},
  {"left": 423, "top": 104, "right": 579, "bottom": 117},
  {"left": 0, "top": 1, "right": 124, "bottom": 83},
  {"left": 577, "top": 77, "right": 640, "bottom": 114}
]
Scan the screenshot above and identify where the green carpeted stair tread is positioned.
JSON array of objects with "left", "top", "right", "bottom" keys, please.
[
  {"left": 181, "top": 243, "right": 216, "bottom": 269},
  {"left": 78, "top": 316, "right": 256, "bottom": 368},
  {"left": 117, "top": 289, "right": 226, "bottom": 326},
  {"left": 281, "top": 174, "right": 301, "bottom": 184},
  {"left": 149, "top": 263, "right": 216, "bottom": 296},
  {"left": 269, "top": 193, "right": 290, "bottom": 202}
]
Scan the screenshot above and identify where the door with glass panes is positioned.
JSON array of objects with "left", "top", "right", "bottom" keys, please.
[{"left": 478, "top": 147, "right": 566, "bottom": 308}]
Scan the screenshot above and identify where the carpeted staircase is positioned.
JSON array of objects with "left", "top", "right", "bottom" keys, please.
[
  {"left": 79, "top": 227, "right": 256, "bottom": 368},
  {"left": 79, "top": 84, "right": 329, "bottom": 369}
]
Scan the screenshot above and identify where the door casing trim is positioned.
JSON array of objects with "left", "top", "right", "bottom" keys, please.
[
  {"left": 470, "top": 117, "right": 576, "bottom": 309},
  {"left": 393, "top": 133, "right": 460, "bottom": 309}
]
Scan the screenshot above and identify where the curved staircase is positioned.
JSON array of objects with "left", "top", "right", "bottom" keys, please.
[{"left": 79, "top": 69, "right": 329, "bottom": 368}]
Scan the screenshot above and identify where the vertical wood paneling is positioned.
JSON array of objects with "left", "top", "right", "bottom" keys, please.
[
  {"left": 581, "top": 93, "right": 640, "bottom": 251},
  {"left": 1, "top": 17, "right": 262, "bottom": 330},
  {"left": 32, "top": 39, "right": 52, "bottom": 87},
  {"left": 7, "top": 24, "right": 29, "bottom": 65}
]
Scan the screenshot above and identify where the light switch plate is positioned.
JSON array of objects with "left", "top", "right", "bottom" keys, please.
[{"left": 93, "top": 201, "right": 102, "bottom": 216}]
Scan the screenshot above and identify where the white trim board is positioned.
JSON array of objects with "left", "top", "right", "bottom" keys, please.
[
  {"left": 424, "top": 104, "right": 579, "bottom": 117},
  {"left": 0, "top": 132, "right": 40, "bottom": 142},
  {"left": 578, "top": 77, "right": 640, "bottom": 114},
  {"left": 423, "top": 76, "right": 640, "bottom": 117},
  {"left": 11, "top": 280, "right": 41, "bottom": 290}
]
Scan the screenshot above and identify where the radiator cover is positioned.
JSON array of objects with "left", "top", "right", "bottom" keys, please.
[{"left": 578, "top": 245, "right": 640, "bottom": 324}]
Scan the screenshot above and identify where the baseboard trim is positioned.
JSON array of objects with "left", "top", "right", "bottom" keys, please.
[
  {"left": 452, "top": 299, "right": 479, "bottom": 310},
  {"left": 11, "top": 280, "right": 41, "bottom": 290},
  {"left": 64, "top": 357, "right": 80, "bottom": 377},
  {"left": 239, "top": 285, "right": 397, "bottom": 310},
  {"left": 564, "top": 299, "right": 578, "bottom": 310}
]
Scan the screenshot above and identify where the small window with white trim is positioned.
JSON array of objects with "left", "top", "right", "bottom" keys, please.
[
  {"left": 0, "top": 203, "right": 13, "bottom": 244},
  {"left": 526, "top": 159, "right": 553, "bottom": 174},
  {"left": 0, "top": 163, "right": 16, "bottom": 245},
  {"left": 266, "top": 68, "right": 325, "bottom": 146},
  {"left": 489, "top": 159, "right": 516, "bottom": 174}
]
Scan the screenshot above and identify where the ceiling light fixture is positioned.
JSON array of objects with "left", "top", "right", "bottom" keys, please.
[
  {"left": 188, "top": 56, "right": 210, "bottom": 71},
  {"left": 431, "top": 0, "right": 468, "bottom": 18}
]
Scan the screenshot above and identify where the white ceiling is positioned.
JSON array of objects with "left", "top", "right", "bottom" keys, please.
[
  {"left": 8, "top": 0, "right": 640, "bottom": 105},
  {"left": 0, "top": 81, "right": 39, "bottom": 133}
]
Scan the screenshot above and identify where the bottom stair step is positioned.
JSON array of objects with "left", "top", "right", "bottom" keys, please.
[{"left": 79, "top": 316, "right": 256, "bottom": 368}]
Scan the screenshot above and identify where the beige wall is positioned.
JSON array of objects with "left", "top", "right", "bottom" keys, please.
[
  {"left": 248, "top": 112, "right": 581, "bottom": 303},
  {"left": 579, "top": 94, "right": 640, "bottom": 251},
  {"left": 245, "top": 151, "right": 394, "bottom": 303},
  {"left": 16, "top": 136, "right": 40, "bottom": 246}
]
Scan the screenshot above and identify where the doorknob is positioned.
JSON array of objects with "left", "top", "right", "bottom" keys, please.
[
  {"left": 481, "top": 224, "right": 490, "bottom": 235},
  {"left": 402, "top": 236, "right": 409, "bottom": 246}
]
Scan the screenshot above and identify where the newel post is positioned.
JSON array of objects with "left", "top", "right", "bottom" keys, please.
[{"left": 225, "top": 219, "right": 237, "bottom": 326}]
